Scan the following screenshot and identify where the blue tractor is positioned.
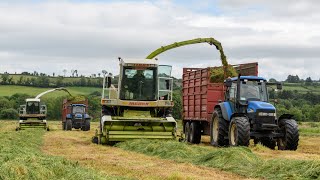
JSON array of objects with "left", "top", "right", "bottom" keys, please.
[
  {"left": 64, "top": 104, "right": 91, "bottom": 131},
  {"left": 210, "top": 75, "right": 299, "bottom": 150}
]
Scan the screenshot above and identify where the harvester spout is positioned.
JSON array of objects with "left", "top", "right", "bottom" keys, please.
[{"left": 35, "top": 87, "right": 72, "bottom": 99}]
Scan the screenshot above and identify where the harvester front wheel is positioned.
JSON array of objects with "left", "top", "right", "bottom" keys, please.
[
  {"left": 184, "top": 122, "right": 190, "bottom": 142},
  {"left": 210, "top": 109, "right": 229, "bottom": 146},
  {"left": 66, "top": 119, "right": 72, "bottom": 131},
  {"left": 189, "top": 121, "right": 201, "bottom": 144},
  {"left": 229, "top": 117, "right": 250, "bottom": 147},
  {"left": 277, "top": 119, "right": 299, "bottom": 150}
]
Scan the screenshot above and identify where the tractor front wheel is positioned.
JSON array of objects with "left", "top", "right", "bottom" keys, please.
[
  {"left": 278, "top": 119, "right": 299, "bottom": 150},
  {"left": 229, "top": 117, "right": 250, "bottom": 147},
  {"left": 66, "top": 119, "right": 72, "bottom": 131}
]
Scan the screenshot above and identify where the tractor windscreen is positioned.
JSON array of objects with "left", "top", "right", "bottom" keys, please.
[
  {"left": 240, "top": 80, "right": 268, "bottom": 102},
  {"left": 120, "top": 66, "right": 157, "bottom": 101},
  {"left": 72, "top": 106, "right": 85, "bottom": 114}
]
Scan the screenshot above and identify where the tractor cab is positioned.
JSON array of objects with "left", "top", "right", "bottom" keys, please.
[
  {"left": 225, "top": 76, "right": 280, "bottom": 131},
  {"left": 69, "top": 104, "right": 86, "bottom": 115}
]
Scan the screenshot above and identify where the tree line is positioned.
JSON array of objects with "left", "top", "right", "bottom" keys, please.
[{"left": 1, "top": 73, "right": 103, "bottom": 88}]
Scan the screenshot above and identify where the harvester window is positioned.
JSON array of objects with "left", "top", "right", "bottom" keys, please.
[{"left": 121, "top": 67, "right": 157, "bottom": 101}]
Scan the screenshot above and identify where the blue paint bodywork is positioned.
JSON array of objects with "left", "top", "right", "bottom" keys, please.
[
  {"left": 247, "top": 101, "right": 275, "bottom": 112},
  {"left": 228, "top": 76, "right": 266, "bottom": 81}
]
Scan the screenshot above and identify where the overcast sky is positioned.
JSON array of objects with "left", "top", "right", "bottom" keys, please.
[{"left": 1, "top": 0, "right": 320, "bottom": 80}]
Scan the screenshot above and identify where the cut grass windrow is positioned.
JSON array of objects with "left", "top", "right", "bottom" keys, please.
[
  {"left": 116, "top": 139, "right": 320, "bottom": 180},
  {"left": 0, "top": 126, "right": 125, "bottom": 180}
]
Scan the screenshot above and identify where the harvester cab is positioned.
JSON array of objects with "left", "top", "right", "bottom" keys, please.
[
  {"left": 93, "top": 58, "right": 177, "bottom": 145},
  {"left": 211, "top": 75, "right": 299, "bottom": 150},
  {"left": 17, "top": 98, "right": 48, "bottom": 130}
]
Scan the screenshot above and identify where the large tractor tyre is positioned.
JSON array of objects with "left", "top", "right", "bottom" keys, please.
[
  {"left": 189, "top": 121, "right": 201, "bottom": 144},
  {"left": 229, "top": 117, "right": 250, "bottom": 147},
  {"left": 278, "top": 119, "right": 299, "bottom": 150},
  {"left": 83, "top": 120, "right": 90, "bottom": 131},
  {"left": 260, "top": 138, "right": 276, "bottom": 150},
  {"left": 210, "top": 109, "right": 229, "bottom": 146},
  {"left": 184, "top": 122, "right": 191, "bottom": 143},
  {"left": 65, "top": 119, "right": 72, "bottom": 131}
]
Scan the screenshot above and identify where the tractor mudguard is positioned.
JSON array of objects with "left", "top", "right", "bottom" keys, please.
[
  {"left": 278, "top": 114, "right": 294, "bottom": 121},
  {"left": 84, "top": 114, "right": 90, "bottom": 119},
  {"left": 215, "top": 102, "right": 233, "bottom": 121}
]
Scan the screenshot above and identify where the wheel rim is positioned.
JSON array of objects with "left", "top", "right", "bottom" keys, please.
[
  {"left": 185, "top": 123, "right": 189, "bottom": 142},
  {"left": 230, "top": 123, "right": 237, "bottom": 145},
  {"left": 212, "top": 117, "right": 219, "bottom": 142},
  {"left": 190, "top": 123, "right": 193, "bottom": 142}
]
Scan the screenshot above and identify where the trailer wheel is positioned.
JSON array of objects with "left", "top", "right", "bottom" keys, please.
[
  {"left": 210, "top": 109, "right": 229, "bottom": 146},
  {"left": 278, "top": 119, "right": 299, "bottom": 150},
  {"left": 184, "top": 122, "right": 190, "bottom": 142},
  {"left": 229, "top": 117, "right": 250, "bottom": 147},
  {"left": 62, "top": 122, "right": 66, "bottom": 130},
  {"left": 189, "top": 121, "right": 201, "bottom": 144},
  {"left": 83, "top": 119, "right": 90, "bottom": 131},
  {"left": 66, "top": 119, "right": 72, "bottom": 131}
]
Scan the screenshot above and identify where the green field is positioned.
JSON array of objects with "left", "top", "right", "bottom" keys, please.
[{"left": 0, "top": 85, "right": 101, "bottom": 98}]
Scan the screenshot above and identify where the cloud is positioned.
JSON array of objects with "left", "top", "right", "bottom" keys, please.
[{"left": 0, "top": 0, "right": 319, "bottom": 81}]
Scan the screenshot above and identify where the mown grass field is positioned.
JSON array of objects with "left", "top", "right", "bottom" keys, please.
[
  {"left": 1, "top": 120, "right": 320, "bottom": 179},
  {"left": 0, "top": 85, "right": 100, "bottom": 97}
]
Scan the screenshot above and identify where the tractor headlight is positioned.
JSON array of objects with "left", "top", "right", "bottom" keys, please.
[{"left": 258, "top": 112, "right": 276, "bottom": 117}]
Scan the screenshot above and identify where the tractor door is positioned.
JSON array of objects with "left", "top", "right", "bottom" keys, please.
[{"left": 226, "top": 81, "right": 237, "bottom": 112}]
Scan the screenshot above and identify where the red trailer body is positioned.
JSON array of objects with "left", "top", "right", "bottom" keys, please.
[
  {"left": 61, "top": 98, "right": 89, "bottom": 122},
  {"left": 182, "top": 62, "right": 258, "bottom": 135}
]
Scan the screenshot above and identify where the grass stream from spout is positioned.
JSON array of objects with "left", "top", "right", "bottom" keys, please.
[{"left": 116, "top": 139, "right": 320, "bottom": 180}]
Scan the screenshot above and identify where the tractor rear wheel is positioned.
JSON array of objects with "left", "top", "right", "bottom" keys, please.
[
  {"left": 184, "top": 122, "right": 190, "bottom": 142},
  {"left": 210, "top": 109, "right": 229, "bottom": 146},
  {"left": 229, "top": 117, "right": 250, "bottom": 146},
  {"left": 66, "top": 119, "right": 72, "bottom": 131},
  {"left": 278, "top": 119, "right": 299, "bottom": 150},
  {"left": 189, "top": 121, "right": 201, "bottom": 144}
]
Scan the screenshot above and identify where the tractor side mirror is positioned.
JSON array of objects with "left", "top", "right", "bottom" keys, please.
[
  {"left": 107, "top": 77, "right": 112, "bottom": 88},
  {"left": 276, "top": 82, "right": 282, "bottom": 90},
  {"left": 225, "top": 79, "right": 232, "bottom": 87}
]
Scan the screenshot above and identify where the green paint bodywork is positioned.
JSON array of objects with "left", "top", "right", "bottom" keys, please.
[{"left": 17, "top": 120, "right": 49, "bottom": 131}]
